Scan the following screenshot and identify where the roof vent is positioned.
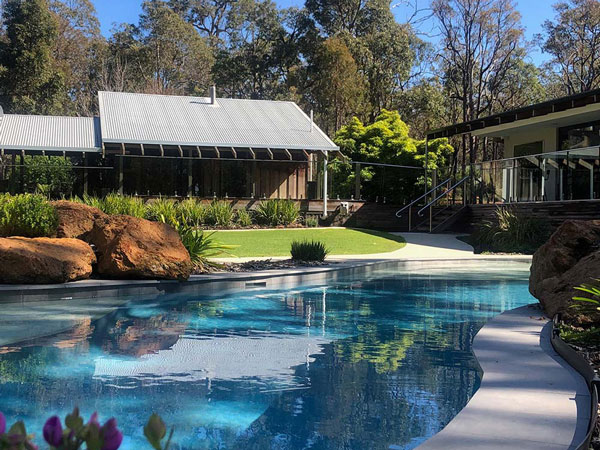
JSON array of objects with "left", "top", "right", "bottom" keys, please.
[{"left": 210, "top": 85, "right": 217, "bottom": 105}]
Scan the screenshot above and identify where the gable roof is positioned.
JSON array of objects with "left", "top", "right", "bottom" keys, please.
[
  {"left": 98, "top": 91, "right": 338, "bottom": 151},
  {"left": 0, "top": 114, "right": 101, "bottom": 152}
]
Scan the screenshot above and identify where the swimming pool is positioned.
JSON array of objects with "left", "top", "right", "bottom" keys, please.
[{"left": 0, "top": 263, "right": 535, "bottom": 449}]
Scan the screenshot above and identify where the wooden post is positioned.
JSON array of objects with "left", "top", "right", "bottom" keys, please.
[
  {"left": 354, "top": 162, "right": 361, "bottom": 200},
  {"left": 19, "top": 151, "right": 24, "bottom": 193},
  {"left": 188, "top": 148, "right": 193, "bottom": 197},
  {"left": 118, "top": 156, "right": 124, "bottom": 195},
  {"left": 83, "top": 152, "right": 88, "bottom": 195}
]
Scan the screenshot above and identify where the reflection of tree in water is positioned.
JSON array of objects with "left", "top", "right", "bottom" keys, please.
[{"left": 233, "top": 322, "right": 481, "bottom": 450}]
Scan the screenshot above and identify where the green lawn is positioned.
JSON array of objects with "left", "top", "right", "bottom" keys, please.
[{"left": 211, "top": 228, "right": 406, "bottom": 257}]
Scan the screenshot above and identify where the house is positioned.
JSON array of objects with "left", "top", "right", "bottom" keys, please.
[
  {"left": 0, "top": 88, "right": 341, "bottom": 216},
  {"left": 425, "top": 88, "right": 600, "bottom": 230}
]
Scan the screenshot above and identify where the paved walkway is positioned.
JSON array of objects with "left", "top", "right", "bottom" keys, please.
[
  {"left": 416, "top": 305, "right": 590, "bottom": 450},
  {"left": 212, "top": 232, "right": 531, "bottom": 263}
]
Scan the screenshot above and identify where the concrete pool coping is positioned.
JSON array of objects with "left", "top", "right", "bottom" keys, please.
[
  {"left": 416, "top": 304, "right": 590, "bottom": 450},
  {"left": 0, "top": 256, "right": 532, "bottom": 303}
]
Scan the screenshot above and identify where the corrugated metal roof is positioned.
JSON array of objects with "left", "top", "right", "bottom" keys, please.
[
  {"left": 0, "top": 114, "right": 101, "bottom": 152},
  {"left": 98, "top": 91, "right": 339, "bottom": 151}
]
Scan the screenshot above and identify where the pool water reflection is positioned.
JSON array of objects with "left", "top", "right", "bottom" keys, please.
[{"left": 0, "top": 264, "right": 535, "bottom": 449}]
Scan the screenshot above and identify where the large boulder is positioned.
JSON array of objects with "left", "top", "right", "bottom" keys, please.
[
  {"left": 88, "top": 215, "right": 192, "bottom": 280},
  {"left": 529, "top": 220, "right": 600, "bottom": 317},
  {"left": 52, "top": 200, "right": 107, "bottom": 240},
  {"left": 0, "top": 237, "right": 96, "bottom": 284}
]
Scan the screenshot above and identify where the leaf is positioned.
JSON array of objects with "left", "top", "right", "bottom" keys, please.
[
  {"left": 65, "top": 407, "right": 84, "bottom": 432},
  {"left": 8, "top": 420, "right": 26, "bottom": 437},
  {"left": 144, "top": 414, "right": 167, "bottom": 450}
]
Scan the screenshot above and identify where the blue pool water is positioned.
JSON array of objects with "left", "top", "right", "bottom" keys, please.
[{"left": 0, "top": 264, "right": 535, "bottom": 449}]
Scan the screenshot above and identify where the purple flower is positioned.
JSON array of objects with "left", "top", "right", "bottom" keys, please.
[
  {"left": 100, "top": 418, "right": 123, "bottom": 450},
  {"left": 43, "top": 416, "right": 63, "bottom": 447},
  {"left": 0, "top": 412, "right": 5, "bottom": 434}
]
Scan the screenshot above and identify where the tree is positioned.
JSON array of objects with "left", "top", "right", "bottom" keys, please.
[
  {"left": 303, "top": 37, "right": 366, "bottom": 134},
  {"left": 212, "top": 1, "right": 300, "bottom": 99},
  {"left": 432, "top": 0, "right": 527, "bottom": 168},
  {"left": 332, "top": 110, "right": 453, "bottom": 202},
  {"left": 0, "top": 0, "right": 67, "bottom": 114},
  {"left": 50, "top": 0, "right": 103, "bottom": 115},
  {"left": 540, "top": 0, "right": 600, "bottom": 94},
  {"left": 138, "top": 1, "right": 214, "bottom": 95}
]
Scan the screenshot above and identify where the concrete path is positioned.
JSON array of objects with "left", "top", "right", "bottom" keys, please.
[
  {"left": 212, "top": 232, "right": 531, "bottom": 263},
  {"left": 416, "top": 305, "right": 590, "bottom": 450}
]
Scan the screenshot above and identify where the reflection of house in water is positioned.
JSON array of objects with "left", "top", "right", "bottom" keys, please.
[{"left": 93, "top": 335, "right": 330, "bottom": 385}]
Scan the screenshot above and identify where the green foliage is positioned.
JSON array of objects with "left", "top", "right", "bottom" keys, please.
[
  {"left": 473, "top": 206, "right": 550, "bottom": 254},
  {"left": 0, "top": 193, "right": 58, "bottom": 237},
  {"left": 333, "top": 110, "right": 453, "bottom": 202},
  {"left": 100, "top": 193, "right": 146, "bottom": 217},
  {"left": 0, "top": 0, "right": 67, "bottom": 114},
  {"left": 559, "top": 323, "right": 600, "bottom": 347},
  {"left": 255, "top": 199, "right": 299, "bottom": 226},
  {"left": 571, "top": 280, "right": 600, "bottom": 312},
  {"left": 290, "top": 239, "right": 329, "bottom": 261},
  {"left": 235, "top": 208, "right": 253, "bottom": 227},
  {"left": 145, "top": 198, "right": 178, "bottom": 223},
  {"left": 304, "top": 216, "right": 319, "bottom": 227},
  {"left": 158, "top": 215, "right": 236, "bottom": 270},
  {"left": 205, "top": 200, "right": 234, "bottom": 227},
  {"left": 176, "top": 199, "right": 206, "bottom": 227},
  {"left": 144, "top": 413, "right": 173, "bottom": 450},
  {"left": 8, "top": 156, "right": 75, "bottom": 198}
]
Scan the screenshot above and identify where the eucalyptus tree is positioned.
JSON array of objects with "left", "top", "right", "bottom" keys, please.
[
  {"left": 540, "top": 0, "right": 600, "bottom": 94},
  {"left": 138, "top": 1, "right": 214, "bottom": 95},
  {"left": 432, "top": 0, "right": 528, "bottom": 167}
]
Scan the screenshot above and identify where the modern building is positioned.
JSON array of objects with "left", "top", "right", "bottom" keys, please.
[
  {"left": 0, "top": 88, "right": 340, "bottom": 212},
  {"left": 429, "top": 88, "right": 600, "bottom": 204}
]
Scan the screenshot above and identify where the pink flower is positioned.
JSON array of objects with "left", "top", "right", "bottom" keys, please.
[{"left": 0, "top": 412, "right": 5, "bottom": 434}]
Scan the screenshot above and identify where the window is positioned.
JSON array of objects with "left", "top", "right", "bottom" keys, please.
[
  {"left": 559, "top": 120, "right": 600, "bottom": 150},
  {"left": 514, "top": 141, "right": 543, "bottom": 157}
]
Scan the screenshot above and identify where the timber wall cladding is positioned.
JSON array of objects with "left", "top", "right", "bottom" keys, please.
[{"left": 195, "top": 160, "right": 307, "bottom": 198}]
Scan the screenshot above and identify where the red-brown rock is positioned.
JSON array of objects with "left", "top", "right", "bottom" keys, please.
[
  {"left": 0, "top": 237, "right": 96, "bottom": 284},
  {"left": 52, "top": 200, "right": 107, "bottom": 240},
  {"left": 529, "top": 220, "right": 600, "bottom": 317},
  {"left": 88, "top": 215, "right": 192, "bottom": 280}
]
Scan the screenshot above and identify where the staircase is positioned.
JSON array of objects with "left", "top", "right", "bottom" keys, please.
[
  {"left": 410, "top": 204, "right": 468, "bottom": 232},
  {"left": 396, "top": 176, "right": 470, "bottom": 233}
]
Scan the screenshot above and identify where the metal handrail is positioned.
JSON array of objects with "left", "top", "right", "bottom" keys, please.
[
  {"left": 418, "top": 176, "right": 470, "bottom": 217},
  {"left": 395, "top": 178, "right": 451, "bottom": 219}
]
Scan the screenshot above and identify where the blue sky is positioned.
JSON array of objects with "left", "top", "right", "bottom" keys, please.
[{"left": 91, "top": 0, "right": 556, "bottom": 65}]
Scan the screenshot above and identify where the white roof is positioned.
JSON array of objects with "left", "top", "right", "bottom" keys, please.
[
  {"left": 98, "top": 91, "right": 338, "bottom": 151},
  {"left": 0, "top": 114, "right": 101, "bottom": 152}
]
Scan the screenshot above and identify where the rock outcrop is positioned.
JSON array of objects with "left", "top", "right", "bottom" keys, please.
[
  {"left": 88, "top": 215, "right": 192, "bottom": 280},
  {"left": 529, "top": 220, "right": 600, "bottom": 317},
  {"left": 52, "top": 200, "right": 107, "bottom": 240},
  {"left": 0, "top": 237, "right": 96, "bottom": 284}
]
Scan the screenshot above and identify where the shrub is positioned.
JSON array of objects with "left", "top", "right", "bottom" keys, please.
[
  {"left": 235, "top": 208, "right": 253, "bottom": 227},
  {"left": 177, "top": 198, "right": 206, "bottom": 227},
  {"left": 145, "top": 198, "right": 178, "bottom": 224},
  {"left": 0, "top": 193, "right": 58, "bottom": 237},
  {"left": 473, "top": 206, "right": 550, "bottom": 254},
  {"left": 279, "top": 199, "right": 300, "bottom": 225},
  {"left": 290, "top": 239, "right": 329, "bottom": 262},
  {"left": 100, "top": 194, "right": 146, "bottom": 217},
  {"left": 157, "top": 215, "right": 236, "bottom": 270},
  {"left": 10, "top": 155, "right": 75, "bottom": 198},
  {"left": 255, "top": 199, "right": 299, "bottom": 226},
  {"left": 79, "top": 194, "right": 104, "bottom": 210},
  {"left": 205, "top": 200, "right": 234, "bottom": 227},
  {"left": 304, "top": 216, "right": 319, "bottom": 227}
]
